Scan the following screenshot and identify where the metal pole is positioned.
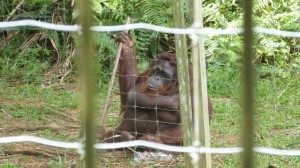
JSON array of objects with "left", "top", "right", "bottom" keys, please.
[
  {"left": 242, "top": 0, "right": 255, "bottom": 167},
  {"left": 78, "top": 0, "right": 96, "bottom": 167}
]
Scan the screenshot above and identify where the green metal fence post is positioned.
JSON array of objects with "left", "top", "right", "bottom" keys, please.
[
  {"left": 78, "top": 0, "right": 96, "bottom": 167},
  {"left": 242, "top": 0, "right": 255, "bottom": 167}
]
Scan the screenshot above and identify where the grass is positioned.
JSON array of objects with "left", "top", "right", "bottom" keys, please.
[
  {"left": 0, "top": 67, "right": 299, "bottom": 167},
  {"left": 208, "top": 68, "right": 300, "bottom": 167}
]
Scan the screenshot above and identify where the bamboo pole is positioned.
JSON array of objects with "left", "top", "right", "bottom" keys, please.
[
  {"left": 100, "top": 17, "right": 131, "bottom": 126},
  {"left": 242, "top": 0, "right": 255, "bottom": 167},
  {"left": 77, "top": 0, "right": 96, "bottom": 167},
  {"left": 172, "top": 1, "right": 193, "bottom": 167},
  {"left": 191, "top": 0, "right": 212, "bottom": 167}
]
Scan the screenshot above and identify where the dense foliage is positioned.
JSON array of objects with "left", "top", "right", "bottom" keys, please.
[
  {"left": 1, "top": 0, "right": 299, "bottom": 84},
  {"left": 0, "top": 0, "right": 73, "bottom": 83}
]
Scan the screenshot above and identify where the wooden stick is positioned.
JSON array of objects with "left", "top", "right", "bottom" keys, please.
[
  {"left": 100, "top": 17, "right": 131, "bottom": 126},
  {"left": 0, "top": 126, "right": 79, "bottom": 132},
  {"left": 5, "top": 0, "right": 24, "bottom": 21},
  {"left": 3, "top": 150, "right": 79, "bottom": 157}
]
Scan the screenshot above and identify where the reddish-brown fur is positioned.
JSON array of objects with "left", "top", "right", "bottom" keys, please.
[{"left": 104, "top": 32, "right": 213, "bottom": 146}]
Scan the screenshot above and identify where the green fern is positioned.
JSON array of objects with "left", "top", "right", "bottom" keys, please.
[
  {"left": 137, "top": 0, "right": 173, "bottom": 27},
  {"left": 259, "top": 65, "right": 291, "bottom": 78},
  {"left": 93, "top": 33, "right": 116, "bottom": 56}
]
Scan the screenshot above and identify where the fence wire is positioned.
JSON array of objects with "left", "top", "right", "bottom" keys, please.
[
  {"left": 0, "top": 19, "right": 300, "bottom": 159},
  {"left": 2, "top": 20, "right": 300, "bottom": 37},
  {"left": 1, "top": 135, "right": 300, "bottom": 156}
]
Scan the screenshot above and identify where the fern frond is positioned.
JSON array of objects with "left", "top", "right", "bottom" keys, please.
[
  {"left": 137, "top": 0, "right": 173, "bottom": 27},
  {"left": 93, "top": 33, "right": 116, "bottom": 56}
]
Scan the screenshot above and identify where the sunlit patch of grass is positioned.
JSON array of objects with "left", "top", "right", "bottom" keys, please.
[
  {"left": 208, "top": 68, "right": 300, "bottom": 167},
  {"left": 2, "top": 104, "right": 46, "bottom": 121},
  {"left": 1, "top": 163, "right": 21, "bottom": 168},
  {"left": 0, "top": 83, "right": 79, "bottom": 121},
  {"left": 48, "top": 155, "right": 69, "bottom": 168},
  {"left": 1, "top": 67, "right": 299, "bottom": 167}
]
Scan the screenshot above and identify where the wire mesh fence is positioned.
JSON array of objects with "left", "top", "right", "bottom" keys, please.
[{"left": 1, "top": 1, "right": 300, "bottom": 167}]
